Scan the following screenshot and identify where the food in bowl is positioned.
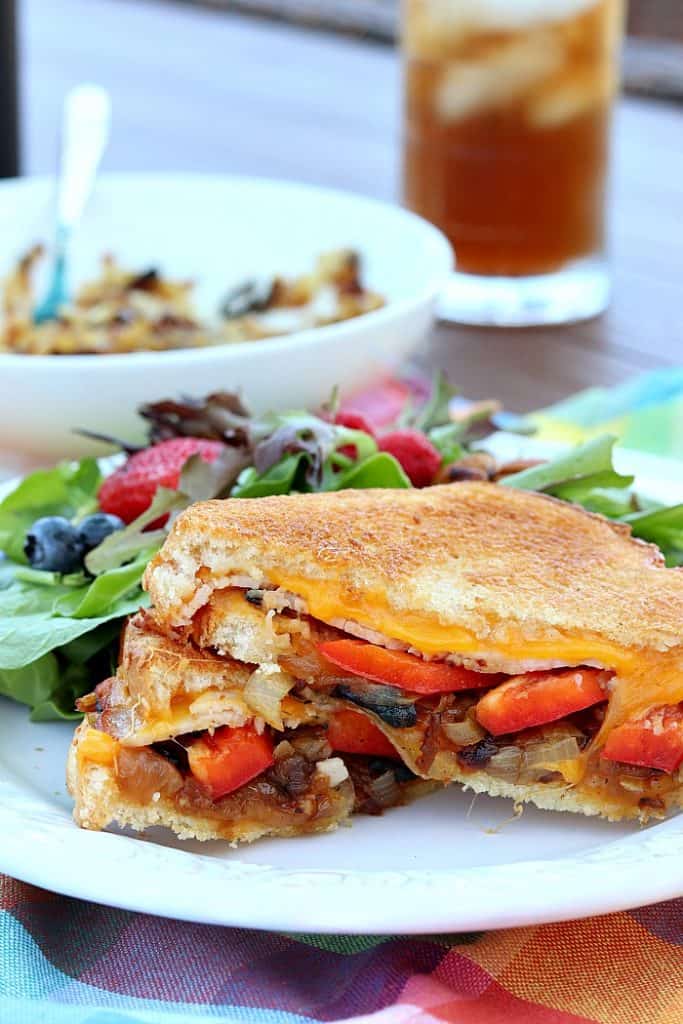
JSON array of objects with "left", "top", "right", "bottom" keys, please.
[{"left": 0, "top": 247, "right": 385, "bottom": 355}]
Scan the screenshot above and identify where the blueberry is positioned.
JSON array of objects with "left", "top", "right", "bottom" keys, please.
[
  {"left": 24, "top": 516, "right": 86, "bottom": 574},
  {"left": 78, "top": 512, "right": 124, "bottom": 551}
]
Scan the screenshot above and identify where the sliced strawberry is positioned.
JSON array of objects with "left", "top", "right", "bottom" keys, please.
[
  {"left": 98, "top": 438, "right": 224, "bottom": 524},
  {"left": 377, "top": 429, "right": 442, "bottom": 488}
]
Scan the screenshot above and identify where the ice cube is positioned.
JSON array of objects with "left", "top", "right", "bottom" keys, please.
[
  {"left": 526, "top": 66, "right": 616, "bottom": 127},
  {"left": 436, "top": 32, "right": 565, "bottom": 122}
]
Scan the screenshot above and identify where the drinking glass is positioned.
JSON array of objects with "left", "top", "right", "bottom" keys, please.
[{"left": 402, "top": 0, "right": 625, "bottom": 325}]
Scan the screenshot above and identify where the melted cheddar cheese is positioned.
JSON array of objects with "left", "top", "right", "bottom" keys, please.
[
  {"left": 268, "top": 571, "right": 683, "bottom": 735},
  {"left": 77, "top": 728, "right": 119, "bottom": 768}
]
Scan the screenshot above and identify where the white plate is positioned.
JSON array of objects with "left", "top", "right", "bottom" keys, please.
[
  {"left": 0, "top": 173, "right": 452, "bottom": 462},
  {"left": 1, "top": 447, "right": 682, "bottom": 934}
]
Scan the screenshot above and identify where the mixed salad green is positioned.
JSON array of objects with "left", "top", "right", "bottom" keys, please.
[{"left": 1, "top": 377, "right": 682, "bottom": 722}]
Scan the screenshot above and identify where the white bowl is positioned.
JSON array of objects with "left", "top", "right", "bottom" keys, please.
[{"left": 0, "top": 173, "right": 452, "bottom": 461}]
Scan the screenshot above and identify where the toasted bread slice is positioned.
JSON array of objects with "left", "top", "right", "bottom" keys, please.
[
  {"left": 144, "top": 484, "right": 683, "bottom": 729},
  {"left": 145, "top": 483, "right": 683, "bottom": 659}
]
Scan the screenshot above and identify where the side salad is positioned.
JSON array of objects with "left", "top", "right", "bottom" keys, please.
[{"left": 1, "top": 374, "right": 681, "bottom": 722}]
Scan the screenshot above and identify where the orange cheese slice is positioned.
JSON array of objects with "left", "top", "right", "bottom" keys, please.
[{"left": 267, "top": 571, "right": 683, "bottom": 733}]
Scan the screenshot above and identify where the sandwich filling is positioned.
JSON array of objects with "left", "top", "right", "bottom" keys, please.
[
  {"left": 70, "top": 613, "right": 433, "bottom": 841},
  {"left": 180, "top": 583, "right": 683, "bottom": 821}
]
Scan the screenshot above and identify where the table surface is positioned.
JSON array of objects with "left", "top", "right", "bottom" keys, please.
[{"left": 19, "top": 0, "right": 683, "bottom": 411}]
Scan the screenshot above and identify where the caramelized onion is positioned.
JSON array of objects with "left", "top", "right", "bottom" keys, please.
[
  {"left": 289, "top": 731, "right": 333, "bottom": 762},
  {"left": 244, "top": 666, "right": 294, "bottom": 729},
  {"left": 367, "top": 768, "right": 400, "bottom": 809},
  {"left": 487, "top": 746, "right": 523, "bottom": 779},
  {"left": 442, "top": 716, "right": 486, "bottom": 747},
  {"left": 523, "top": 736, "right": 581, "bottom": 771},
  {"left": 266, "top": 753, "right": 314, "bottom": 796},
  {"left": 115, "top": 747, "right": 183, "bottom": 803}
]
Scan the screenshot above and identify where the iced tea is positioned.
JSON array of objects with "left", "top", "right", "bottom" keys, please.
[{"left": 403, "top": 0, "right": 623, "bottom": 279}]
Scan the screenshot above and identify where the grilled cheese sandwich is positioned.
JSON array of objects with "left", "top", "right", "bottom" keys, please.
[{"left": 70, "top": 483, "right": 683, "bottom": 840}]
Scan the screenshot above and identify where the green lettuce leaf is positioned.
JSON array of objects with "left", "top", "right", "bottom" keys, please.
[
  {"left": 562, "top": 487, "right": 636, "bottom": 519},
  {"left": 501, "top": 435, "right": 634, "bottom": 497},
  {"left": 333, "top": 452, "right": 411, "bottom": 490},
  {"left": 232, "top": 453, "right": 309, "bottom": 498},
  {"left": 84, "top": 487, "right": 182, "bottom": 575},
  {"left": 0, "top": 561, "right": 145, "bottom": 671},
  {"left": 428, "top": 423, "right": 465, "bottom": 465},
  {"left": 620, "top": 504, "right": 683, "bottom": 567},
  {"left": 411, "top": 371, "right": 455, "bottom": 431}
]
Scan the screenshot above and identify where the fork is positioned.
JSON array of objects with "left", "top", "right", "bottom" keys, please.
[{"left": 34, "top": 84, "right": 111, "bottom": 324}]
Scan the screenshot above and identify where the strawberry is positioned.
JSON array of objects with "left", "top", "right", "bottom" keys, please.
[
  {"left": 334, "top": 410, "right": 376, "bottom": 437},
  {"left": 339, "top": 377, "right": 412, "bottom": 430},
  {"left": 378, "top": 429, "right": 442, "bottom": 488},
  {"left": 98, "top": 438, "right": 224, "bottom": 524},
  {"left": 334, "top": 410, "right": 376, "bottom": 462}
]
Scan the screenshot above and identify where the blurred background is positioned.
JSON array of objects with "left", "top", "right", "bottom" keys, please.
[
  {"left": 2, "top": 0, "right": 681, "bottom": 421},
  {"left": 11, "top": 0, "right": 683, "bottom": 181}
]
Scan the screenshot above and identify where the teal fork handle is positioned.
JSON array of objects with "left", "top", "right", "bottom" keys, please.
[{"left": 34, "top": 227, "right": 69, "bottom": 324}]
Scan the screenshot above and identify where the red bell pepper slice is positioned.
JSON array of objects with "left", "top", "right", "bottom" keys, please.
[
  {"left": 318, "top": 638, "right": 499, "bottom": 695},
  {"left": 602, "top": 706, "right": 683, "bottom": 773},
  {"left": 476, "top": 668, "right": 609, "bottom": 736},
  {"left": 187, "top": 724, "right": 274, "bottom": 800},
  {"left": 326, "top": 708, "right": 398, "bottom": 759}
]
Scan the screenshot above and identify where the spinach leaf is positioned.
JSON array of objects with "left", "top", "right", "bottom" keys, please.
[
  {"left": 0, "top": 653, "right": 60, "bottom": 710},
  {"left": 232, "top": 453, "right": 309, "bottom": 498},
  {"left": 30, "top": 661, "right": 91, "bottom": 722},
  {"left": 59, "top": 620, "right": 123, "bottom": 664},
  {"left": 55, "top": 555, "right": 150, "bottom": 618},
  {"left": 333, "top": 452, "right": 411, "bottom": 490},
  {"left": 0, "top": 564, "right": 145, "bottom": 671}
]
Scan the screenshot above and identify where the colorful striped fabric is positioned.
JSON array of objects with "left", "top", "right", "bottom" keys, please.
[
  {"left": 2, "top": 874, "right": 682, "bottom": 1023},
  {"left": 531, "top": 368, "right": 683, "bottom": 457},
  {"left": 3, "top": 369, "right": 683, "bottom": 1024}
]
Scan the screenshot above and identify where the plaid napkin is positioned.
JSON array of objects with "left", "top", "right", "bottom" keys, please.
[
  {"left": 2, "top": 370, "right": 683, "bottom": 1024},
  {"left": 1, "top": 875, "right": 681, "bottom": 1023}
]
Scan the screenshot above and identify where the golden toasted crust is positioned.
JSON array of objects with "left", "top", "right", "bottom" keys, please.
[
  {"left": 440, "top": 771, "right": 663, "bottom": 823},
  {"left": 144, "top": 483, "right": 683, "bottom": 656},
  {"left": 121, "top": 612, "right": 251, "bottom": 714},
  {"left": 93, "top": 613, "right": 321, "bottom": 746}
]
